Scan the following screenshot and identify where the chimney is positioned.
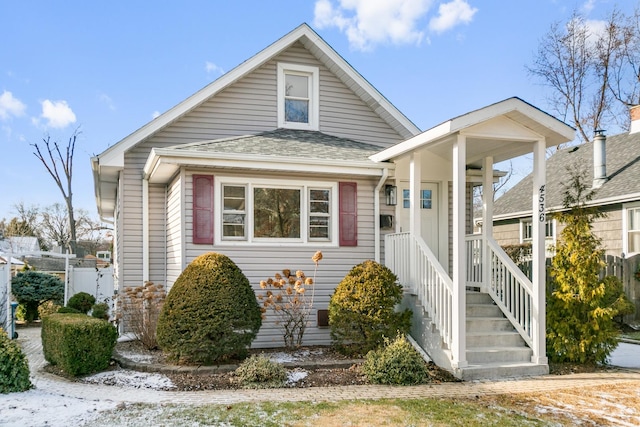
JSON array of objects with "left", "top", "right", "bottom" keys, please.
[
  {"left": 630, "top": 105, "right": 640, "bottom": 134},
  {"left": 593, "top": 129, "right": 607, "bottom": 189}
]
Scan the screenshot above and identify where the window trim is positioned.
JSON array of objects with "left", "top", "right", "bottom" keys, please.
[
  {"left": 623, "top": 202, "right": 640, "bottom": 255},
  {"left": 277, "top": 62, "right": 319, "bottom": 130},
  {"left": 519, "top": 217, "right": 556, "bottom": 244},
  {"left": 214, "top": 177, "right": 338, "bottom": 246}
]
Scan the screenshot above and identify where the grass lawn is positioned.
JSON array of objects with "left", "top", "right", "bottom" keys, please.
[
  {"left": 621, "top": 330, "right": 640, "bottom": 341},
  {"left": 89, "top": 398, "right": 569, "bottom": 426}
]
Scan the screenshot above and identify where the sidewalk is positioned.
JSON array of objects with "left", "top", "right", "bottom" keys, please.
[{"left": 13, "top": 325, "right": 640, "bottom": 406}]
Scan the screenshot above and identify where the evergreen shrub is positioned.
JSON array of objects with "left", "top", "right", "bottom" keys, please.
[
  {"left": 329, "top": 260, "right": 411, "bottom": 356},
  {"left": 11, "top": 271, "right": 64, "bottom": 322},
  {"left": 362, "top": 334, "right": 428, "bottom": 385},
  {"left": 42, "top": 313, "right": 117, "bottom": 376},
  {"left": 67, "top": 292, "right": 96, "bottom": 314},
  {"left": 90, "top": 303, "right": 110, "bottom": 320},
  {"left": 156, "top": 252, "right": 262, "bottom": 364},
  {"left": 0, "top": 328, "right": 32, "bottom": 393},
  {"left": 234, "top": 355, "right": 287, "bottom": 388}
]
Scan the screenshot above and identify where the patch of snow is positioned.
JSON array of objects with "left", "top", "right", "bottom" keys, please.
[
  {"left": 81, "top": 369, "right": 175, "bottom": 390},
  {"left": 0, "top": 388, "right": 118, "bottom": 427},
  {"left": 264, "top": 348, "right": 324, "bottom": 363},
  {"left": 117, "top": 332, "right": 137, "bottom": 343},
  {"left": 286, "top": 370, "right": 308, "bottom": 385}
]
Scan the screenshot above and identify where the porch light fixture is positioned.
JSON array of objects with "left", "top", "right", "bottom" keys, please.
[{"left": 385, "top": 185, "right": 397, "bottom": 206}]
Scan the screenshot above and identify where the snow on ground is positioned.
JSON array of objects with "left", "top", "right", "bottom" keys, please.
[
  {"left": 264, "top": 348, "right": 324, "bottom": 363},
  {"left": 80, "top": 368, "right": 176, "bottom": 390},
  {"left": 286, "top": 369, "right": 309, "bottom": 385},
  {"left": 0, "top": 388, "right": 118, "bottom": 427}
]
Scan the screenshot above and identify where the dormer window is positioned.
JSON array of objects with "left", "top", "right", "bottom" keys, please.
[{"left": 277, "top": 63, "right": 319, "bottom": 130}]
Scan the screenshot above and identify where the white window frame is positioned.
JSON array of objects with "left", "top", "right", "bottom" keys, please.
[
  {"left": 214, "top": 177, "right": 338, "bottom": 246},
  {"left": 277, "top": 62, "right": 319, "bottom": 130},
  {"left": 520, "top": 218, "right": 556, "bottom": 244},
  {"left": 622, "top": 202, "right": 640, "bottom": 255}
]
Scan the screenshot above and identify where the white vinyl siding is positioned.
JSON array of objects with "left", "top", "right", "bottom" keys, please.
[
  {"left": 114, "top": 41, "right": 408, "bottom": 334},
  {"left": 182, "top": 170, "right": 377, "bottom": 347}
]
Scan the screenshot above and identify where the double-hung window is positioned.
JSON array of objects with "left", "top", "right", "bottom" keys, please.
[
  {"left": 624, "top": 204, "right": 640, "bottom": 254},
  {"left": 277, "top": 63, "right": 319, "bottom": 130},
  {"left": 521, "top": 218, "right": 555, "bottom": 242},
  {"left": 218, "top": 179, "right": 335, "bottom": 244}
]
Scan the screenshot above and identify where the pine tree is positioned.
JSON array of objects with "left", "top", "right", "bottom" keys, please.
[{"left": 547, "top": 168, "right": 634, "bottom": 364}]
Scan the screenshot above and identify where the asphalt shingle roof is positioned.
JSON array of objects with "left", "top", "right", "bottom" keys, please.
[
  {"left": 172, "top": 128, "right": 383, "bottom": 162},
  {"left": 494, "top": 131, "right": 640, "bottom": 216}
]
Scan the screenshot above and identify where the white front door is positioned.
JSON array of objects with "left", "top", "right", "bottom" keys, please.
[{"left": 399, "top": 182, "right": 439, "bottom": 256}]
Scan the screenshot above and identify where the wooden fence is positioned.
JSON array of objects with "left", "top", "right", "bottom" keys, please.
[{"left": 522, "top": 254, "right": 640, "bottom": 324}]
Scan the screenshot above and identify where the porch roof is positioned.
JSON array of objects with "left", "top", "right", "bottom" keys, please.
[
  {"left": 370, "top": 97, "right": 575, "bottom": 168},
  {"left": 144, "top": 128, "right": 392, "bottom": 183}
]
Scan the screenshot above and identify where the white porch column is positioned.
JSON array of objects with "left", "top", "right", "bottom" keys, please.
[
  {"left": 452, "top": 134, "right": 467, "bottom": 368},
  {"left": 409, "top": 151, "right": 422, "bottom": 237},
  {"left": 531, "top": 138, "right": 548, "bottom": 364},
  {"left": 482, "top": 156, "right": 494, "bottom": 293},
  {"left": 409, "top": 152, "right": 422, "bottom": 292},
  {"left": 142, "top": 179, "right": 149, "bottom": 283}
]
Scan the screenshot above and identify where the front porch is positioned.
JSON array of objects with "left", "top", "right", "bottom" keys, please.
[{"left": 371, "top": 98, "right": 575, "bottom": 379}]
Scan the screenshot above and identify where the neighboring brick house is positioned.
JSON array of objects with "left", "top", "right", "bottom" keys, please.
[{"left": 493, "top": 106, "right": 640, "bottom": 258}]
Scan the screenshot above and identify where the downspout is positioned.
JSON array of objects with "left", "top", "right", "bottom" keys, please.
[
  {"left": 374, "top": 168, "right": 390, "bottom": 263},
  {"left": 142, "top": 178, "right": 149, "bottom": 283}
]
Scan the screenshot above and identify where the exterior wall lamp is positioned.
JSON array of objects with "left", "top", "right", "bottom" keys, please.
[{"left": 385, "top": 185, "right": 397, "bottom": 206}]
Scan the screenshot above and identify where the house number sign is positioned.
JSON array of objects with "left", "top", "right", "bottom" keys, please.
[{"left": 538, "top": 184, "right": 545, "bottom": 222}]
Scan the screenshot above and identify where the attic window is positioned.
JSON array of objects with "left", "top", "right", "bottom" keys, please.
[{"left": 277, "top": 63, "right": 319, "bottom": 130}]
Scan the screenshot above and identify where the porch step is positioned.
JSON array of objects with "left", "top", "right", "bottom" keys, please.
[
  {"left": 458, "top": 362, "right": 549, "bottom": 381},
  {"left": 466, "top": 303, "right": 502, "bottom": 317},
  {"left": 466, "top": 331, "right": 526, "bottom": 347},
  {"left": 466, "top": 317, "right": 515, "bottom": 332},
  {"left": 466, "top": 292, "right": 493, "bottom": 304},
  {"left": 466, "top": 346, "right": 532, "bottom": 364}
]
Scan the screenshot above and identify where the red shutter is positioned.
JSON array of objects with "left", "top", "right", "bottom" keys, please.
[
  {"left": 339, "top": 182, "right": 357, "bottom": 246},
  {"left": 193, "top": 174, "right": 214, "bottom": 244}
]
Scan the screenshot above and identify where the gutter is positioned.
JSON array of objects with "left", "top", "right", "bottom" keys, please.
[{"left": 374, "top": 168, "right": 390, "bottom": 263}]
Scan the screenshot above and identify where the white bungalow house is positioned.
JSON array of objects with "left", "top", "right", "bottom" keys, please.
[{"left": 92, "top": 24, "right": 574, "bottom": 380}]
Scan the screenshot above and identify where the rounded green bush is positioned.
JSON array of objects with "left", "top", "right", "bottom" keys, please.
[
  {"left": 11, "top": 271, "right": 64, "bottom": 322},
  {"left": 234, "top": 355, "right": 287, "bottom": 388},
  {"left": 362, "top": 334, "right": 429, "bottom": 385},
  {"left": 156, "top": 252, "right": 262, "bottom": 364},
  {"left": 0, "top": 328, "right": 32, "bottom": 393},
  {"left": 57, "top": 306, "right": 82, "bottom": 314},
  {"left": 329, "top": 260, "right": 412, "bottom": 356},
  {"left": 67, "top": 292, "right": 96, "bottom": 314},
  {"left": 90, "top": 303, "right": 110, "bottom": 320}
]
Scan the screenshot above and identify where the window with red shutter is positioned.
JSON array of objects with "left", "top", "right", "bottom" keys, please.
[
  {"left": 339, "top": 182, "right": 357, "bottom": 246},
  {"left": 193, "top": 175, "right": 214, "bottom": 244}
]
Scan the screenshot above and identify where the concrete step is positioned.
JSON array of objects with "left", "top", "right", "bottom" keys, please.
[
  {"left": 466, "top": 303, "right": 502, "bottom": 318},
  {"left": 466, "top": 317, "right": 515, "bottom": 332},
  {"left": 466, "top": 292, "right": 493, "bottom": 305},
  {"left": 466, "top": 331, "right": 526, "bottom": 348},
  {"left": 466, "top": 346, "right": 532, "bottom": 364},
  {"left": 458, "top": 362, "right": 549, "bottom": 381}
]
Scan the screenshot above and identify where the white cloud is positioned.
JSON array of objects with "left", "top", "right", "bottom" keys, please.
[
  {"left": 314, "top": 0, "right": 433, "bottom": 51},
  {"left": 582, "top": 0, "right": 596, "bottom": 14},
  {"left": 151, "top": 111, "right": 161, "bottom": 119},
  {"left": 0, "top": 90, "right": 26, "bottom": 120},
  {"left": 205, "top": 61, "right": 224, "bottom": 76},
  {"left": 429, "top": 0, "right": 477, "bottom": 34},
  {"left": 40, "top": 99, "right": 76, "bottom": 129}
]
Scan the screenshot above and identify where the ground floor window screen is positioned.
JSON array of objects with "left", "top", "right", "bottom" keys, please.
[
  {"left": 222, "top": 185, "right": 246, "bottom": 239},
  {"left": 253, "top": 187, "right": 301, "bottom": 238}
]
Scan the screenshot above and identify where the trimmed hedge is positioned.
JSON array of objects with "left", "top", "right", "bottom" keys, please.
[
  {"left": 0, "top": 328, "right": 32, "bottom": 393},
  {"left": 156, "top": 252, "right": 262, "bottom": 364},
  {"left": 67, "top": 292, "right": 96, "bottom": 314},
  {"left": 329, "top": 260, "right": 412, "bottom": 356},
  {"left": 42, "top": 313, "right": 117, "bottom": 376}
]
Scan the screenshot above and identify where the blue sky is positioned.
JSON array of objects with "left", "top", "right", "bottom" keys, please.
[{"left": 0, "top": 0, "right": 635, "bottom": 221}]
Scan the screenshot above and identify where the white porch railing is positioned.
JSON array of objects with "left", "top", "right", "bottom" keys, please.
[
  {"left": 465, "top": 235, "right": 533, "bottom": 347},
  {"left": 386, "top": 232, "right": 453, "bottom": 348}
]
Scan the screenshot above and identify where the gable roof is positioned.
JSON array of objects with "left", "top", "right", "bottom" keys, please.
[
  {"left": 94, "top": 23, "right": 419, "bottom": 170},
  {"left": 144, "top": 129, "right": 392, "bottom": 183},
  {"left": 494, "top": 130, "right": 640, "bottom": 219},
  {"left": 371, "top": 97, "right": 574, "bottom": 166}
]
